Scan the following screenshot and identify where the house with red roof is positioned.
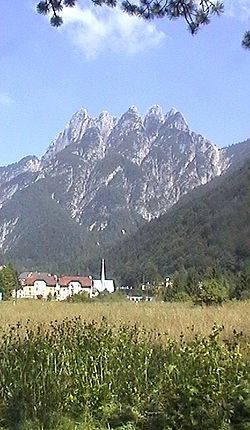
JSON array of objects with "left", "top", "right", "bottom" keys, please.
[
  {"left": 17, "top": 272, "right": 57, "bottom": 299},
  {"left": 58, "top": 276, "right": 93, "bottom": 300},
  {"left": 15, "top": 263, "right": 116, "bottom": 300}
]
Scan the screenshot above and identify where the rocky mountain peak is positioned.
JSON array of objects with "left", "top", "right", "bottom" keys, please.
[
  {"left": 41, "top": 108, "right": 92, "bottom": 163},
  {"left": 165, "top": 108, "right": 189, "bottom": 131},
  {"left": 115, "top": 106, "right": 142, "bottom": 135},
  {"left": 19, "top": 155, "right": 40, "bottom": 172},
  {"left": 70, "top": 107, "right": 89, "bottom": 121},
  {"left": 67, "top": 108, "right": 92, "bottom": 142},
  {"left": 96, "top": 111, "right": 116, "bottom": 141},
  {"left": 1, "top": 104, "right": 250, "bottom": 268},
  {"left": 98, "top": 110, "right": 112, "bottom": 121},
  {"left": 120, "top": 105, "right": 139, "bottom": 121},
  {"left": 166, "top": 107, "right": 178, "bottom": 118},
  {"left": 146, "top": 104, "right": 163, "bottom": 118},
  {"left": 127, "top": 105, "right": 139, "bottom": 114},
  {"left": 0, "top": 155, "right": 39, "bottom": 178},
  {"left": 144, "top": 104, "right": 164, "bottom": 137}
]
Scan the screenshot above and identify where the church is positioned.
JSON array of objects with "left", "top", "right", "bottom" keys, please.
[{"left": 93, "top": 259, "right": 115, "bottom": 294}]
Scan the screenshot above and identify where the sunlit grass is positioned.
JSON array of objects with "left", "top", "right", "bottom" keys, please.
[
  {"left": 1, "top": 314, "right": 249, "bottom": 430},
  {"left": 0, "top": 299, "right": 249, "bottom": 340},
  {"left": 1, "top": 300, "right": 249, "bottom": 429}
]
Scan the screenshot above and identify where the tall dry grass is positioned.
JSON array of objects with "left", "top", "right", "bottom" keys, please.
[{"left": 0, "top": 299, "right": 249, "bottom": 340}]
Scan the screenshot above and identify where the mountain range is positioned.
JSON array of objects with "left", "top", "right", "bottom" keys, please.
[
  {"left": 108, "top": 159, "right": 250, "bottom": 285},
  {"left": 0, "top": 105, "right": 250, "bottom": 274}
]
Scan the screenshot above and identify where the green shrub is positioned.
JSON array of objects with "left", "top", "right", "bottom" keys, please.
[
  {"left": 0, "top": 319, "right": 249, "bottom": 430},
  {"left": 231, "top": 392, "right": 250, "bottom": 430},
  {"left": 171, "top": 291, "right": 191, "bottom": 302},
  {"left": 66, "top": 292, "right": 90, "bottom": 303},
  {"left": 194, "top": 278, "right": 229, "bottom": 305},
  {"left": 94, "top": 291, "right": 127, "bottom": 302}
]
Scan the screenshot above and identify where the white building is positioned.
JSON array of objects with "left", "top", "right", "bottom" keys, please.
[
  {"left": 14, "top": 273, "right": 93, "bottom": 301},
  {"left": 93, "top": 259, "right": 115, "bottom": 293},
  {"left": 15, "top": 273, "right": 57, "bottom": 299},
  {"left": 58, "top": 276, "right": 93, "bottom": 300},
  {"left": 13, "top": 263, "right": 116, "bottom": 300}
]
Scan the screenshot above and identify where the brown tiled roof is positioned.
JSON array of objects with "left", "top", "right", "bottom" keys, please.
[
  {"left": 25, "top": 274, "right": 57, "bottom": 287},
  {"left": 59, "top": 276, "right": 92, "bottom": 287}
]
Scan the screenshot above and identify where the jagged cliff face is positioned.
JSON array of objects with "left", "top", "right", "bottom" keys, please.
[
  {"left": 0, "top": 105, "right": 249, "bottom": 266},
  {"left": 0, "top": 156, "right": 40, "bottom": 209}
]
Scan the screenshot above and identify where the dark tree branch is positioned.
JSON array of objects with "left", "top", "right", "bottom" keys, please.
[
  {"left": 242, "top": 31, "right": 250, "bottom": 50},
  {"left": 36, "top": 0, "right": 249, "bottom": 48}
]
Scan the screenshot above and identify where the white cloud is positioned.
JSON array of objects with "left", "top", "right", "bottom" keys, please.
[
  {"left": 61, "top": 4, "right": 165, "bottom": 59},
  {"left": 0, "top": 93, "right": 14, "bottom": 106},
  {"left": 224, "top": 0, "right": 250, "bottom": 19}
]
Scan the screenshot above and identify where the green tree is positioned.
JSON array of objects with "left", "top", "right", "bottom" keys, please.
[
  {"left": 186, "top": 268, "right": 200, "bottom": 296},
  {"left": 0, "top": 271, "right": 5, "bottom": 300},
  {"left": 36, "top": 0, "right": 250, "bottom": 49},
  {"left": 233, "top": 268, "right": 250, "bottom": 300},
  {"left": 194, "top": 278, "right": 229, "bottom": 306},
  {"left": 142, "top": 260, "right": 162, "bottom": 285},
  {"left": 163, "top": 270, "right": 189, "bottom": 301},
  {"left": 120, "top": 263, "right": 142, "bottom": 287},
  {"left": 0, "top": 264, "right": 21, "bottom": 300},
  {"left": 36, "top": 0, "right": 223, "bottom": 29}
]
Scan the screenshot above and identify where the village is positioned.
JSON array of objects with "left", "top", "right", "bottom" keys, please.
[
  {"left": 9, "top": 259, "right": 169, "bottom": 302},
  {"left": 11, "top": 259, "right": 114, "bottom": 301}
]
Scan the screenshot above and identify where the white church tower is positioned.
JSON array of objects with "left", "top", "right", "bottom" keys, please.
[
  {"left": 101, "top": 258, "right": 106, "bottom": 291},
  {"left": 93, "top": 259, "right": 115, "bottom": 294}
]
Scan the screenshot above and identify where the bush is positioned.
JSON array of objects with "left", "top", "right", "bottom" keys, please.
[
  {"left": 0, "top": 320, "right": 249, "bottom": 430},
  {"left": 66, "top": 291, "right": 90, "bottom": 303},
  {"left": 194, "top": 278, "right": 229, "bottom": 305},
  {"left": 171, "top": 291, "right": 191, "bottom": 302},
  {"left": 47, "top": 292, "right": 52, "bottom": 302},
  {"left": 94, "top": 290, "right": 127, "bottom": 303},
  {"left": 231, "top": 393, "right": 250, "bottom": 430}
]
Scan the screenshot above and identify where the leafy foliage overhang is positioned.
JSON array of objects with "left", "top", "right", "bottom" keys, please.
[{"left": 36, "top": 0, "right": 250, "bottom": 49}]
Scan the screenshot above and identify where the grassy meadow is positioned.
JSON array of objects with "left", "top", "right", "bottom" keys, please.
[
  {"left": 0, "top": 299, "right": 250, "bottom": 340},
  {"left": 1, "top": 300, "right": 250, "bottom": 430}
]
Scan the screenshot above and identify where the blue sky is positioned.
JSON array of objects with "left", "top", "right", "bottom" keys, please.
[{"left": 1, "top": 0, "right": 250, "bottom": 166}]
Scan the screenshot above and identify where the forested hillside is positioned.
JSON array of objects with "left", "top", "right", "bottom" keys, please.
[
  {"left": 1, "top": 106, "right": 250, "bottom": 272},
  {"left": 108, "top": 160, "right": 250, "bottom": 285},
  {"left": 0, "top": 180, "right": 89, "bottom": 274}
]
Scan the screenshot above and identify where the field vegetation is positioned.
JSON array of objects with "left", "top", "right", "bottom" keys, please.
[
  {"left": 0, "top": 300, "right": 250, "bottom": 430},
  {"left": 0, "top": 300, "right": 250, "bottom": 340}
]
